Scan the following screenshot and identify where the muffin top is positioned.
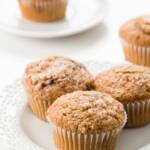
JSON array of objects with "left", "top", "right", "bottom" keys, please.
[
  {"left": 23, "top": 56, "right": 93, "bottom": 101},
  {"left": 47, "top": 91, "right": 126, "bottom": 133},
  {"left": 119, "top": 15, "right": 150, "bottom": 46},
  {"left": 95, "top": 64, "right": 150, "bottom": 103}
]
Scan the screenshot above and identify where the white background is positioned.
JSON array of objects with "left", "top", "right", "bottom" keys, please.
[{"left": 0, "top": 0, "right": 150, "bottom": 149}]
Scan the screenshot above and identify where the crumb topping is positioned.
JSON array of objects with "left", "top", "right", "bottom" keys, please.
[
  {"left": 138, "top": 15, "right": 150, "bottom": 34},
  {"left": 119, "top": 15, "right": 150, "bottom": 46},
  {"left": 47, "top": 91, "right": 126, "bottom": 133},
  {"left": 23, "top": 56, "right": 93, "bottom": 101},
  {"left": 95, "top": 65, "right": 150, "bottom": 103}
]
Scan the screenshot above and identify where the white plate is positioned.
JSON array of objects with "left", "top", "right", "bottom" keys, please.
[
  {"left": 0, "top": 61, "right": 149, "bottom": 150},
  {"left": 0, "top": 0, "right": 108, "bottom": 38}
]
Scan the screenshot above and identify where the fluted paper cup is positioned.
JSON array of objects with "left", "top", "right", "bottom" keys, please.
[
  {"left": 124, "top": 99, "right": 150, "bottom": 128},
  {"left": 49, "top": 116, "right": 127, "bottom": 150},
  {"left": 121, "top": 40, "right": 150, "bottom": 67},
  {"left": 28, "top": 97, "right": 52, "bottom": 121},
  {"left": 18, "top": 0, "right": 68, "bottom": 22}
]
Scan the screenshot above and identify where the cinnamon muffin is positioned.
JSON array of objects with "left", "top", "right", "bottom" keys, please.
[
  {"left": 22, "top": 56, "right": 93, "bottom": 121},
  {"left": 47, "top": 91, "right": 126, "bottom": 150},
  {"left": 94, "top": 64, "right": 150, "bottom": 127},
  {"left": 119, "top": 15, "right": 150, "bottom": 67},
  {"left": 18, "top": 0, "right": 68, "bottom": 22}
]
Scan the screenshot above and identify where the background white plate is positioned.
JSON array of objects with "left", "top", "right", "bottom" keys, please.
[
  {"left": 0, "top": 0, "right": 108, "bottom": 38},
  {"left": 0, "top": 61, "right": 149, "bottom": 150}
]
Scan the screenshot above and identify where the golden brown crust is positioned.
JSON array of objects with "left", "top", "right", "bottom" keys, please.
[
  {"left": 95, "top": 65, "right": 150, "bottom": 103},
  {"left": 23, "top": 56, "right": 93, "bottom": 103},
  {"left": 18, "top": 0, "right": 67, "bottom": 22},
  {"left": 119, "top": 15, "right": 150, "bottom": 46},
  {"left": 47, "top": 91, "right": 126, "bottom": 133}
]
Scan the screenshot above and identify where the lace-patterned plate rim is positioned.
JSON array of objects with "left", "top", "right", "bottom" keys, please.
[
  {"left": 0, "top": 61, "right": 149, "bottom": 150},
  {"left": 0, "top": 61, "right": 114, "bottom": 150},
  {"left": 0, "top": 80, "right": 45, "bottom": 150}
]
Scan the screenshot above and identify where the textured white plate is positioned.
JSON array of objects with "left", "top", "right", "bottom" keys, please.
[
  {"left": 0, "top": 0, "right": 108, "bottom": 38},
  {"left": 0, "top": 61, "right": 149, "bottom": 150}
]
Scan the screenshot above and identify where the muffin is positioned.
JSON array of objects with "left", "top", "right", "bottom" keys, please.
[
  {"left": 22, "top": 56, "right": 93, "bottom": 121},
  {"left": 94, "top": 64, "right": 150, "bottom": 128},
  {"left": 119, "top": 15, "right": 150, "bottom": 67},
  {"left": 47, "top": 91, "right": 127, "bottom": 150},
  {"left": 18, "top": 0, "right": 68, "bottom": 22}
]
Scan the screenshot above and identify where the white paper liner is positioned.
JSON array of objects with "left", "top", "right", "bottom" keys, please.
[
  {"left": 121, "top": 40, "right": 150, "bottom": 66},
  {"left": 29, "top": 98, "right": 52, "bottom": 121},
  {"left": 48, "top": 113, "right": 127, "bottom": 150},
  {"left": 124, "top": 99, "right": 150, "bottom": 128},
  {"left": 52, "top": 126, "right": 121, "bottom": 150}
]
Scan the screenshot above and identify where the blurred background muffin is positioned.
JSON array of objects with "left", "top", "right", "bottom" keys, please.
[
  {"left": 18, "top": 0, "right": 68, "bottom": 22},
  {"left": 47, "top": 91, "right": 126, "bottom": 150},
  {"left": 22, "top": 56, "right": 93, "bottom": 121},
  {"left": 119, "top": 15, "right": 150, "bottom": 67},
  {"left": 94, "top": 64, "right": 150, "bottom": 128}
]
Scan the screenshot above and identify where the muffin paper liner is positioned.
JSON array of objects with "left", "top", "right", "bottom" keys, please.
[
  {"left": 52, "top": 126, "right": 121, "bottom": 150},
  {"left": 28, "top": 98, "right": 52, "bottom": 121},
  {"left": 124, "top": 99, "right": 150, "bottom": 128},
  {"left": 121, "top": 40, "right": 150, "bottom": 67},
  {"left": 18, "top": 0, "right": 68, "bottom": 22},
  {"left": 48, "top": 114, "right": 127, "bottom": 150}
]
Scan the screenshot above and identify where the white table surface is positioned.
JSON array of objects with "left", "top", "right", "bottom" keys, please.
[{"left": 0, "top": 0, "right": 149, "bottom": 149}]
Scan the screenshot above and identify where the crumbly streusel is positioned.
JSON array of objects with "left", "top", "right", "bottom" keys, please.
[
  {"left": 47, "top": 91, "right": 126, "bottom": 133},
  {"left": 119, "top": 15, "right": 150, "bottom": 46},
  {"left": 95, "top": 65, "right": 150, "bottom": 103},
  {"left": 23, "top": 56, "right": 93, "bottom": 102}
]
